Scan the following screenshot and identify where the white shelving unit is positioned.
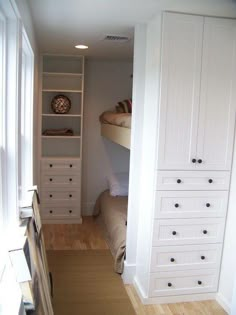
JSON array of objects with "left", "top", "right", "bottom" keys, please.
[{"left": 39, "top": 54, "right": 84, "bottom": 223}]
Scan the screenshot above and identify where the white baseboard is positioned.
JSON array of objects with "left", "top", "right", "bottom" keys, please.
[
  {"left": 133, "top": 277, "right": 217, "bottom": 305},
  {"left": 216, "top": 292, "right": 230, "bottom": 314},
  {"left": 122, "top": 261, "right": 136, "bottom": 284},
  {"left": 81, "top": 202, "right": 95, "bottom": 216}
]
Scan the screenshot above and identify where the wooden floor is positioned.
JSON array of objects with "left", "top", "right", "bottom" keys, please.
[{"left": 43, "top": 217, "right": 227, "bottom": 315}]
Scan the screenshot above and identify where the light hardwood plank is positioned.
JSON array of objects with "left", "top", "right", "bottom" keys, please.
[{"left": 43, "top": 219, "right": 227, "bottom": 315}]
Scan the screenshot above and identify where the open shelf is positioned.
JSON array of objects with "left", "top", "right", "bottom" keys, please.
[
  {"left": 43, "top": 72, "right": 83, "bottom": 77},
  {"left": 43, "top": 55, "right": 83, "bottom": 74},
  {"left": 42, "top": 114, "right": 82, "bottom": 117},
  {"left": 41, "top": 135, "right": 81, "bottom": 139}
]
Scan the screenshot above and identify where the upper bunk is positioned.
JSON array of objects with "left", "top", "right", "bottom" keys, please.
[{"left": 100, "top": 108, "right": 131, "bottom": 150}]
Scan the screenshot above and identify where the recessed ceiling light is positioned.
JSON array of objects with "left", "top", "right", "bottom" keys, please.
[{"left": 75, "top": 44, "right": 88, "bottom": 49}]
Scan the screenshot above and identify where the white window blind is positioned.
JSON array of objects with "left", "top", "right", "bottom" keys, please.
[
  {"left": 19, "top": 30, "right": 34, "bottom": 206},
  {"left": 0, "top": 9, "right": 6, "bottom": 279}
]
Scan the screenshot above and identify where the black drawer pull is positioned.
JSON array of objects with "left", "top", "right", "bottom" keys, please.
[
  {"left": 50, "top": 178, "right": 53, "bottom": 182},
  {"left": 69, "top": 178, "right": 72, "bottom": 182},
  {"left": 69, "top": 210, "right": 72, "bottom": 213},
  {"left": 170, "top": 258, "right": 175, "bottom": 262},
  {"left": 208, "top": 179, "right": 213, "bottom": 183},
  {"left": 201, "top": 256, "right": 205, "bottom": 260},
  {"left": 198, "top": 159, "right": 202, "bottom": 164},
  {"left": 174, "top": 203, "right": 179, "bottom": 208},
  {"left": 50, "top": 194, "right": 53, "bottom": 198},
  {"left": 49, "top": 210, "right": 53, "bottom": 214},
  {"left": 172, "top": 231, "right": 177, "bottom": 236},
  {"left": 50, "top": 164, "right": 53, "bottom": 168},
  {"left": 198, "top": 280, "right": 202, "bottom": 285},
  {"left": 168, "top": 282, "right": 172, "bottom": 287},
  {"left": 203, "top": 230, "right": 208, "bottom": 235},
  {"left": 70, "top": 164, "right": 73, "bottom": 168},
  {"left": 206, "top": 203, "right": 210, "bottom": 207},
  {"left": 69, "top": 194, "right": 72, "bottom": 198},
  {"left": 192, "top": 158, "right": 196, "bottom": 163},
  {"left": 177, "top": 179, "right": 181, "bottom": 184}
]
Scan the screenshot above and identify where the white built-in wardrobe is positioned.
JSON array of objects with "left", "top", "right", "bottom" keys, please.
[{"left": 131, "top": 12, "right": 236, "bottom": 306}]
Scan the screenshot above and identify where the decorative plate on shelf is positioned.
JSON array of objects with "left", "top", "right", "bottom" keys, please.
[{"left": 51, "top": 94, "right": 71, "bottom": 114}]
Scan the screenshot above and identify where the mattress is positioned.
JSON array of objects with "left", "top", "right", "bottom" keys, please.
[
  {"left": 93, "top": 190, "right": 128, "bottom": 273},
  {"left": 99, "top": 111, "right": 131, "bottom": 129}
]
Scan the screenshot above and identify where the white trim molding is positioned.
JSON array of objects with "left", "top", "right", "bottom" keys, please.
[
  {"left": 216, "top": 292, "right": 231, "bottom": 314},
  {"left": 122, "top": 261, "right": 136, "bottom": 284}
]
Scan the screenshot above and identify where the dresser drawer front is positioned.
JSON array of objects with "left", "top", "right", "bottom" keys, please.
[
  {"left": 41, "top": 205, "right": 79, "bottom": 218},
  {"left": 153, "top": 218, "right": 224, "bottom": 246},
  {"left": 156, "top": 171, "right": 230, "bottom": 191},
  {"left": 149, "top": 269, "right": 218, "bottom": 297},
  {"left": 41, "top": 190, "right": 79, "bottom": 203},
  {"left": 41, "top": 174, "right": 80, "bottom": 188},
  {"left": 150, "top": 244, "right": 222, "bottom": 272},
  {"left": 154, "top": 191, "right": 228, "bottom": 219},
  {"left": 41, "top": 159, "right": 80, "bottom": 173}
]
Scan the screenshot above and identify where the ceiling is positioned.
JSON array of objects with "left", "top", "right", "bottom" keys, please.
[{"left": 27, "top": 0, "right": 236, "bottom": 60}]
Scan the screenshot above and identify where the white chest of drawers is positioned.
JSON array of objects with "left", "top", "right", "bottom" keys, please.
[
  {"left": 40, "top": 158, "right": 82, "bottom": 223},
  {"left": 148, "top": 171, "right": 229, "bottom": 301}
]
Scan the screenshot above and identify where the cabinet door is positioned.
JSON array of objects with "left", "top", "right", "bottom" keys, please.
[
  {"left": 157, "top": 13, "right": 203, "bottom": 170},
  {"left": 196, "top": 18, "right": 236, "bottom": 170}
]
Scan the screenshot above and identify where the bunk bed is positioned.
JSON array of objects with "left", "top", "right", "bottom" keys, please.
[
  {"left": 100, "top": 111, "right": 131, "bottom": 149},
  {"left": 94, "top": 190, "right": 128, "bottom": 274}
]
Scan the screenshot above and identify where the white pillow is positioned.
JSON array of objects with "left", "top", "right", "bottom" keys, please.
[{"left": 107, "top": 172, "right": 129, "bottom": 196}]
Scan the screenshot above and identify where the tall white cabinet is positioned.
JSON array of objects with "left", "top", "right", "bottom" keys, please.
[
  {"left": 39, "top": 55, "right": 84, "bottom": 223},
  {"left": 134, "top": 12, "right": 236, "bottom": 304}
]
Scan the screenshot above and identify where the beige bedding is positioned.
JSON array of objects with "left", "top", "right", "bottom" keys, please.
[
  {"left": 93, "top": 190, "right": 128, "bottom": 274},
  {"left": 99, "top": 111, "right": 131, "bottom": 129}
]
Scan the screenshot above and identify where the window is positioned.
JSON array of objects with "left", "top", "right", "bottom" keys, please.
[
  {"left": 19, "top": 29, "right": 34, "bottom": 205},
  {"left": 0, "top": 8, "right": 6, "bottom": 278},
  {"left": 0, "top": 0, "right": 34, "bottom": 277}
]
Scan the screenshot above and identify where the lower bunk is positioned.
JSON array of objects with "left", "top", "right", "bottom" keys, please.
[{"left": 93, "top": 190, "right": 128, "bottom": 274}]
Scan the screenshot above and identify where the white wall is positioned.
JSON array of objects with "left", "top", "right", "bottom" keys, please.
[
  {"left": 123, "top": 24, "right": 147, "bottom": 283},
  {"left": 82, "top": 59, "right": 132, "bottom": 215},
  {"left": 218, "top": 135, "right": 236, "bottom": 314}
]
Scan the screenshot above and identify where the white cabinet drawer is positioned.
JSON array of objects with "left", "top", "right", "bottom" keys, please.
[
  {"left": 154, "top": 191, "right": 228, "bottom": 219},
  {"left": 153, "top": 218, "right": 224, "bottom": 246},
  {"left": 41, "top": 190, "right": 79, "bottom": 203},
  {"left": 150, "top": 244, "right": 222, "bottom": 272},
  {"left": 149, "top": 269, "right": 219, "bottom": 297},
  {"left": 41, "top": 158, "right": 80, "bottom": 173},
  {"left": 41, "top": 205, "right": 79, "bottom": 218},
  {"left": 156, "top": 171, "right": 230, "bottom": 190},
  {"left": 41, "top": 174, "right": 80, "bottom": 188}
]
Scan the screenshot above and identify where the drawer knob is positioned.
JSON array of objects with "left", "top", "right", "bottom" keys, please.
[
  {"left": 208, "top": 179, "right": 213, "bottom": 183},
  {"left": 198, "top": 159, "right": 202, "bottom": 164},
  {"left": 201, "top": 256, "right": 205, "bottom": 260},
  {"left": 203, "top": 230, "right": 208, "bottom": 235},
  {"left": 69, "top": 210, "right": 72, "bottom": 213},
  {"left": 69, "top": 178, "right": 72, "bottom": 182},
  {"left": 50, "top": 178, "right": 53, "bottom": 182},
  {"left": 172, "top": 231, "right": 177, "bottom": 236},
  {"left": 70, "top": 164, "right": 73, "bottom": 168},
  {"left": 50, "top": 194, "right": 53, "bottom": 198},
  {"left": 198, "top": 280, "right": 202, "bottom": 285},
  {"left": 168, "top": 282, "right": 172, "bottom": 287},
  {"left": 192, "top": 158, "right": 196, "bottom": 163},
  {"left": 177, "top": 179, "right": 181, "bottom": 184},
  {"left": 174, "top": 203, "right": 179, "bottom": 208},
  {"left": 50, "top": 164, "right": 53, "bottom": 168},
  {"left": 69, "top": 194, "right": 72, "bottom": 198},
  {"left": 49, "top": 210, "right": 53, "bottom": 214},
  {"left": 206, "top": 203, "right": 210, "bottom": 207},
  {"left": 170, "top": 258, "right": 175, "bottom": 262}
]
